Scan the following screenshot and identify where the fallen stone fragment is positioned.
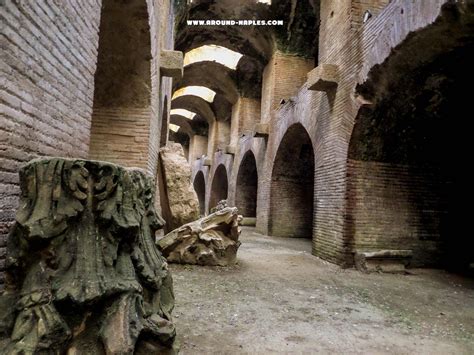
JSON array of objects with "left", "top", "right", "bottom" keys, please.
[
  {"left": 157, "top": 206, "right": 242, "bottom": 266},
  {"left": 159, "top": 143, "right": 200, "bottom": 233}
]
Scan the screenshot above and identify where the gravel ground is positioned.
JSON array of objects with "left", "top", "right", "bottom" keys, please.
[{"left": 170, "top": 227, "right": 474, "bottom": 354}]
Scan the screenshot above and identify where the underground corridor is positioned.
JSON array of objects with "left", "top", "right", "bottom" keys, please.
[{"left": 1, "top": 0, "right": 474, "bottom": 353}]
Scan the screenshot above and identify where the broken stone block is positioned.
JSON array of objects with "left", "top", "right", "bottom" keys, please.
[
  {"left": 159, "top": 143, "right": 200, "bottom": 233},
  {"left": 160, "top": 50, "right": 184, "bottom": 80},
  {"left": 307, "top": 64, "right": 339, "bottom": 91},
  {"left": 254, "top": 123, "right": 269, "bottom": 138},
  {"left": 225, "top": 145, "right": 237, "bottom": 155},
  {"left": 354, "top": 250, "right": 413, "bottom": 273},
  {"left": 210, "top": 199, "right": 229, "bottom": 214},
  {"left": 157, "top": 206, "right": 242, "bottom": 266},
  {"left": 0, "top": 158, "right": 176, "bottom": 354}
]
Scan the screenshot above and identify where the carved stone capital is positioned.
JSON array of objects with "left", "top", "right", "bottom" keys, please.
[{"left": 0, "top": 158, "right": 176, "bottom": 354}]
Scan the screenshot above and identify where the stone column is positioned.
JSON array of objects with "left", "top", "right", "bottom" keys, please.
[{"left": 0, "top": 158, "right": 177, "bottom": 354}]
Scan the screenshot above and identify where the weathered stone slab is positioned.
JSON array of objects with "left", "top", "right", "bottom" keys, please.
[
  {"left": 354, "top": 250, "right": 413, "bottom": 273},
  {"left": 159, "top": 143, "right": 200, "bottom": 233},
  {"left": 158, "top": 206, "right": 242, "bottom": 266},
  {"left": 160, "top": 50, "right": 184, "bottom": 80},
  {"left": 254, "top": 123, "right": 269, "bottom": 138},
  {"left": 0, "top": 158, "right": 177, "bottom": 354},
  {"left": 307, "top": 64, "right": 339, "bottom": 91}
]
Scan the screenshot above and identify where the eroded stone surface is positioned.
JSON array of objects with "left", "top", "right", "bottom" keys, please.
[
  {"left": 0, "top": 158, "right": 176, "bottom": 354},
  {"left": 160, "top": 143, "right": 200, "bottom": 233},
  {"left": 158, "top": 206, "right": 242, "bottom": 267}
]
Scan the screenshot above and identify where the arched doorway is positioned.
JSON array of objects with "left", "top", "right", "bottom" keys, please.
[
  {"left": 235, "top": 151, "right": 258, "bottom": 218},
  {"left": 270, "top": 124, "right": 314, "bottom": 238},
  {"left": 348, "top": 7, "right": 473, "bottom": 271},
  {"left": 193, "top": 171, "right": 206, "bottom": 216},
  {"left": 209, "top": 165, "right": 229, "bottom": 211},
  {"left": 89, "top": 0, "right": 152, "bottom": 169}
]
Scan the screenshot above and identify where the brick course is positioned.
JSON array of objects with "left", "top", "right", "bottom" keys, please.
[
  {"left": 0, "top": 0, "right": 176, "bottom": 283},
  {"left": 191, "top": 0, "right": 454, "bottom": 268},
  {"left": 1, "top": 0, "right": 102, "bottom": 284},
  {"left": 2, "top": 0, "right": 460, "bottom": 277}
]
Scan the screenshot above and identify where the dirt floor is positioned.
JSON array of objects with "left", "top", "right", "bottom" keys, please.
[{"left": 170, "top": 227, "right": 474, "bottom": 354}]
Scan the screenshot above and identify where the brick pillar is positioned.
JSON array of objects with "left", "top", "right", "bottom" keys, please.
[
  {"left": 261, "top": 51, "right": 314, "bottom": 124},
  {"left": 230, "top": 97, "right": 261, "bottom": 145},
  {"left": 189, "top": 135, "right": 208, "bottom": 161}
]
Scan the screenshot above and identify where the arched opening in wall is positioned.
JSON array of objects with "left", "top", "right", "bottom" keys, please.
[
  {"left": 193, "top": 171, "right": 206, "bottom": 216},
  {"left": 89, "top": 0, "right": 151, "bottom": 168},
  {"left": 349, "top": 6, "right": 473, "bottom": 272},
  {"left": 270, "top": 124, "right": 314, "bottom": 238},
  {"left": 209, "top": 165, "right": 228, "bottom": 211},
  {"left": 235, "top": 151, "right": 258, "bottom": 219},
  {"left": 160, "top": 96, "right": 169, "bottom": 147}
]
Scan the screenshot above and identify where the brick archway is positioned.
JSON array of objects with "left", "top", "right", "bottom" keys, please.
[
  {"left": 209, "top": 164, "right": 229, "bottom": 211},
  {"left": 89, "top": 0, "right": 152, "bottom": 170},
  {"left": 235, "top": 151, "right": 258, "bottom": 218},
  {"left": 193, "top": 170, "right": 206, "bottom": 216},
  {"left": 347, "top": 6, "right": 474, "bottom": 270},
  {"left": 269, "top": 123, "right": 314, "bottom": 238}
]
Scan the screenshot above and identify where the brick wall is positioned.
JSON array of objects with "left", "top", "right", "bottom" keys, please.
[
  {"left": 89, "top": 108, "right": 152, "bottom": 169},
  {"left": 0, "top": 1, "right": 102, "bottom": 283},
  {"left": 357, "top": 0, "right": 447, "bottom": 84},
  {"left": 268, "top": 124, "right": 314, "bottom": 238},
  {"left": 89, "top": 0, "right": 154, "bottom": 172},
  {"left": 0, "top": 0, "right": 177, "bottom": 285},
  {"left": 90, "top": 0, "right": 176, "bottom": 175},
  {"left": 351, "top": 0, "right": 390, "bottom": 28},
  {"left": 270, "top": 179, "right": 314, "bottom": 238},
  {"left": 260, "top": 52, "right": 314, "bottom": 124},
  {"left": 189, "top": 135, "right": 208, "bottom": 161},
  {"left": 214, "top": 121, "right": 231, "bottom": 151},
  {"left": 346, "top": 160, "right": 449, "bottom": 266},
  {"left": 189, "top": 0, "right": 455, "bottom": 268},
  {"left": 230, "top": 97, "right": 260, "bottom": 146}
]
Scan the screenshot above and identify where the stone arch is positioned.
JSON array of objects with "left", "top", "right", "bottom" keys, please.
[
  {"left": 209, "top": 164, "right": 229, "bottom": 211},
  {"left": 235, "top": 151, "right": 258, "bottom": 218},
  {"left": 89, "top": 0, "right": 152, "bottom": 169},
  {"left": 193, "top": 170, "right": 206, "bottom": 216},
  {"left": 269, "top": 123, "right": 314, "bottom": 238}
]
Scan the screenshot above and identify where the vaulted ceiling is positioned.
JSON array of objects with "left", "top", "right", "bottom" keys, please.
[{"left": 169, "top": 0, "right": 319, "bottom": 144}]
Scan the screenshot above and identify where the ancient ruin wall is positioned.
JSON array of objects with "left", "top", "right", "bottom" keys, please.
[{"left": 0, "top": 1, "right": 102, "bottom": 283}]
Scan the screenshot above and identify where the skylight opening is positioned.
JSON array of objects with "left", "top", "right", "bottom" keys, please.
[
  {"left": 258, "top": 0, "right": 271, "bottom": 4},
  {"left": 169, "top": 124, "right": 180, "bottom": 133},
  {"left": 170, "top": 108, "right": 197, "bottom": 120},
  {"left": 172, "top": 86, "right": 216, "bottom": 103},
  {"left": 184, "top": 45, "right": 244, "bottom": 70}
]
